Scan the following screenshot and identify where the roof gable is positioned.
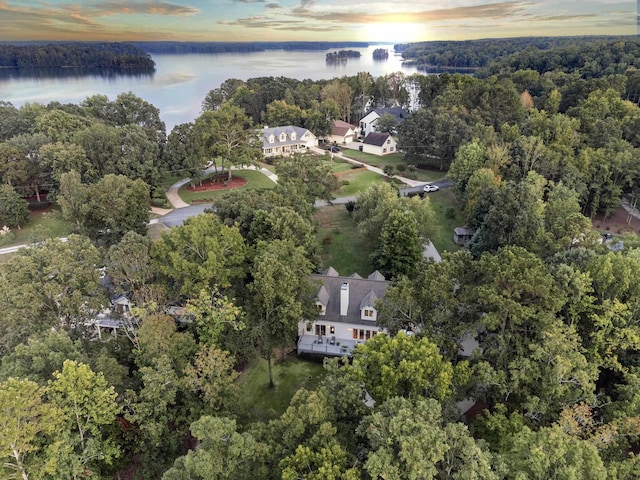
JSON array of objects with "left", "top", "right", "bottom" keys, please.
[
  {"left": 331, "top": 119, "right": 356, "bottom": 136},
  {"left": 309, "top": 273, "right": 390, "bottom": 325},
  {"left": 359, "top": 289, "right": 378, "bottom": 310},
  {"left": 363, "top": 132, "right": 391, "bottom": 146}
]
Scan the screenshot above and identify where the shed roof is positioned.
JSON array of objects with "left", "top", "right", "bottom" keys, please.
[{"left": 363, "top": 132, "right": 391, "bottom": 146}]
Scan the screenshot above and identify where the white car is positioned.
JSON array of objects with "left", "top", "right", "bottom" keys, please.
[{"left": 423, "top": 184, "right": 440, "bottom": 193}]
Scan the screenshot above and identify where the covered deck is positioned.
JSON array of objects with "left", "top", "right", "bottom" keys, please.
[{"left": 297, "top": 334, "right": 364, "bottom": 357}]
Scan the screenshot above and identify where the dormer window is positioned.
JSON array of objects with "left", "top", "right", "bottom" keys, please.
[
  {"left": 316, "top": 302, "right": 326, "bottom": 315},
  {"left": 291, "top": 132, "right": 297, "bottom": 141},
  {"left": 280, "top": 133, "right": 287, "bottom": 142},
  {"left": 269, "top": 134, "right": 275, "bottom": 143}
]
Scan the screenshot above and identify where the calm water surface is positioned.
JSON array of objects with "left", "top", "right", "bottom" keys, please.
[{"left": 0, "top": 45, "right": 418, "bottom": 131}]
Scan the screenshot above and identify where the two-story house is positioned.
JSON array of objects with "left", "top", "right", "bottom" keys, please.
[
  {"left": 359, "top": 107, "right": 408, "bottom": 138},
  {"left": 262, "top": 125, "right": 317, "bottom": 158},
  {"left": 297, "top": 268, "right": 390, "bottom": 357}
]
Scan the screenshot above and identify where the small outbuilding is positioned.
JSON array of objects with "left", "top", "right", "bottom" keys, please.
[
  {"left": 453, "top": 227, "right": 475, "bottom": 245},
  {"left": 361, "top": 132, "right": 397, "bottom": 156}
]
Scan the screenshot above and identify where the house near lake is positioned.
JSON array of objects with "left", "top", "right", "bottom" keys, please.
[
  {"left": 359, "top": 106, "right": 408, "bottom": 138},
  {"left": 361, "top": 132, "right": 397, "bottom": 156},
  {"left": 261, "top": 125, "right": 317, "bottom": 158},
  {"left": 297, "top": 267, "right": 390, "bottom": 357}
]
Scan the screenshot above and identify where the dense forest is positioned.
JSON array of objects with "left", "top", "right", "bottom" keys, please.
[
  {"left": 0, "top": 43, "right": 155, "bottom": 69},
  {"left": 398, "top": 35, "right": 637, "bottom": 70},
  {"left": 2, "top": 36, "right": 640, "bottom": 478},
  {"left": 133, "top": 41, "right": 371, "bottom": 54}
]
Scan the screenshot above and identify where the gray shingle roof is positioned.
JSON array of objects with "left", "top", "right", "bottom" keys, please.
[
  {"left": 363, "top": 132, "right": 391, "bottom": 147},
  {"left": 317, "top": 285, "right": 330, "bottom": 306},
  {"left": 324, "top": 267, "right": 340, "bottom": 276},
  {"left": 262, "top": 125, "right": 312, "bottom": 148},
  {"left": 359, "top": 289, "right": 378, "bottom": 310},
  {"left": 367, "top": 270, "right": 386, "bottom": 281},
  {"left": 364, "top": 107, "right": 408, "bottom": 123},
  {"left": 310, "top": 272, "right": 390, "bottom": 325}
]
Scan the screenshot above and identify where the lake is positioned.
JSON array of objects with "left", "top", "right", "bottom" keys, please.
[{"left": 0, "top": 45, "right": 419, "bottom": 131}]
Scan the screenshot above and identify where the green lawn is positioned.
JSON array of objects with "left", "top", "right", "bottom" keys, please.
[
  {"left": 178, "top": 170, "right": 275, "bottom": 204},
  {"left": 315, "top": 205, "right": 375, "bottom": 276},
  {"left": 341, "top": 149, "right": 447, "bottom": 183},
  {"left": 334, "top": 169, "right": 388, "bottom": 197},
  {"left": 237, "top": 357, "right": 326, "bottom": 425},
  {"left": 424, "top": 188, "right": 465, "bottom": 254},
  {"left": 0, "top": 208, "right": 75, "bottom": 249}
]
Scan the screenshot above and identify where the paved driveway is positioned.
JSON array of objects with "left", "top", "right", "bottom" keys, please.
[
  {"left": 159, "top": 204, "right": 213, "bottom": 227},
  {"left": 399, "top": 179, "right": 454, "bottom": 197}
]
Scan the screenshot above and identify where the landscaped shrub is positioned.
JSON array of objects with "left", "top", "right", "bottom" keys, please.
[
  {"left": 396, "top": 163, "right": 407, "bottom": 172},
  {"left": 0, "top": 228, "right": 16, "bottom": 246},
  {"left": 151, "top": 197, "right": 168, "bottom": 208},
  {"left": 345, "top": 200, "right": 357, "bottom": 214}
]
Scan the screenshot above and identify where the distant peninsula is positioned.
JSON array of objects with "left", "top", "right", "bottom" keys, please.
[
  {"left": 133, "top": 41, "right": 371, "bottom": 54},
  {"left": 0, "top": 42, "right": 155, "bottom": 69},
  {"left": 326, "top": 50, "right": 362, "bottom": 62}
]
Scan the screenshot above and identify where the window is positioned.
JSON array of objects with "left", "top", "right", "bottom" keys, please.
[
  {"left": 306, "top": 322, "right": 313, "bottom": 332},
  {"left": 315, "top": 325, "right": 326, "bottom": 336},
  {"left": 330, "top": 326, "right": 335, "bottom": 334},
  {"left": 364, "top": 309, "right": 374, "bottom": 317},
  {"left": 359, "top": 329, "right": 365, "bottom": 340},
  {"left": 280, "top": 133, "right": 287, "bottom": 141},
  {"left": 269, "top": 135, "right": 275, "bottom": 143},
  {"left": 352, "top": 329, "right": 358, "bottom": 339},
  {"left": 386, "top": 139, "right": 391, "bottom": 144},
  {"left": 291, "top": 132, "right": 297, "bottom": 140},
  {"left": 383, "top": 148, "right": 387, "bottom": 153}
]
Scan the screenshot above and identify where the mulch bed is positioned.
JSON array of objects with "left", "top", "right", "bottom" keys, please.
[
  {"left": 592, "top": 205, "right": 640, "bottom": 235},
  {"left": 186, "top": 174, "right": 247, "bottom": 192}
]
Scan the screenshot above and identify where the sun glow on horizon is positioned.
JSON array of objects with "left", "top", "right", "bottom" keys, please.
[{"left": 362, "top": 22, "right": 426, "bottom": 43}]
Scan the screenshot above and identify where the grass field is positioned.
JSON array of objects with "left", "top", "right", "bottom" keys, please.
[
  {"left": 341, "top": 150, "right": 447, "bottom": 182},
  {"left": 0, "top": 209, "right": 75, "bottom": 249},
  {"left": 334, "top": 170, "right": 388, "bottom": 197},
  {"left": 237, "top": 356, "right": 326, "bottom": 425},
  {"left": 425, "top": 188, "right": 465, "bottom": 254},
  {"left": 315, "top": 205, "right": 374, "bottom": 276},
  {"left": 178, "top": 170, "right": 276, "bottom": 204}
]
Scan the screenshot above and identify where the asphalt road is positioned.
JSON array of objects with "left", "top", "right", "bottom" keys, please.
[
  {"left": 399, "top": 179, "right": 454, "bottom": 197},
  {"left": 159, "top": 204, "right": 213, "bottom": 227}
]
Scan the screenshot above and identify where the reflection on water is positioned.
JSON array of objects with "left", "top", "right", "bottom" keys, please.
[{"left": 0, "top": 67, "right": 155, "bottom": 81}]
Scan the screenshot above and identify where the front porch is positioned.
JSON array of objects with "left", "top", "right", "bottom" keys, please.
[{"left": 297, "top": 333, "right": 364, "bottom": 357}]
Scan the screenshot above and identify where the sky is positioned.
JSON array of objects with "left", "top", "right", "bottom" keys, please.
[{"left": 0, "top": 0, "right": 636, "bottom": 43}]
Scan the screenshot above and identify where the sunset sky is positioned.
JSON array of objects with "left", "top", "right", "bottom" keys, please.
[{"left": 0, "top": 0, "right": 636, "bottom": 43}]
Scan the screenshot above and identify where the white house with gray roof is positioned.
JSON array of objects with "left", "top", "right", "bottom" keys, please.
[
  {"left": 261, "top": 125, "right": 317, "bottom": 158},
  {"left": 297, "top": 267, "right": 390, "bottom": 357},
  {"left": 359, "top": 107, "right": 408, "bottom": 138}
]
